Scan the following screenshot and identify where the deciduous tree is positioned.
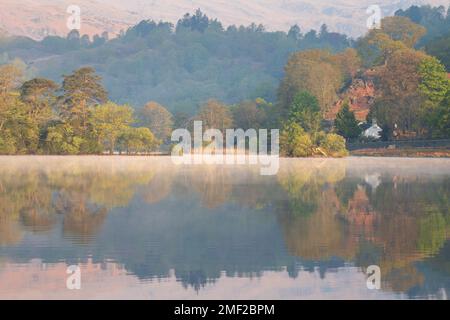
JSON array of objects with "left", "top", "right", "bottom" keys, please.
[
  {"left": 334, "top": 102, "right": 362, "bottom": 140},
  {"left": 139, "top": 101, "right": 174, "bottom": 141},
  {"left": 197, "top": 99, "right": 233, "bottom": 132},
  {"left": 92, "top": 102, "right": 134, "bottom": 154}
]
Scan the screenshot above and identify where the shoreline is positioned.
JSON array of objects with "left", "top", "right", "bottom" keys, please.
[
  {"left": 0, "top": 153, "right": 449, "bottom": 159},
  {"left": 350, "top": 147, "right": 450, "bottom": 158}
]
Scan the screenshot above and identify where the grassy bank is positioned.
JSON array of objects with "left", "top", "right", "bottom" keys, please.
[{"left": 350, "top": 148, "right": 450, "bottom": 158}]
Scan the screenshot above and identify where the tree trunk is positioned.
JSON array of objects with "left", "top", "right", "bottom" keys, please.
[{"left": 110, "top": 136, "right": 114, "bottom": 155}]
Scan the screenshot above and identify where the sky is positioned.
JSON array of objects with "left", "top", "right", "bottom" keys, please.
[{"left": 0, "top": 0, "right": 449, "bottom": 39}]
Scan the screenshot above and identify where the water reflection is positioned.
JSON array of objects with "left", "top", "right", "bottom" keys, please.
[{"left": 0, "top": 156, "right": 449, "bottom": 299}]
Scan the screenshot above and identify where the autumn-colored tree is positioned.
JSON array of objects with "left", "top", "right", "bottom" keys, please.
[
  {"left": 375, "top": 48, "right": 427, "bottom": 133},
  {"left": 0, "top": 63, "right": 23, "bottom": 95},
  {"left": 231, "top": 100, "right": 266, "bottom": 130},
  {"left": 332, "top": 48, "right": 362, "bottom": 82},
  {"left": 139, "top": 101, "right": 173, "bottom": 141},
  {"left": 278, "top": 49, "right": 342, "bottom": 116},
  {"left": 380, "top": 16, "right": 426, "bottom": 48},
  {"left": 0, "top": 64, "right": 22, "bottom": 132},
  {"left": 357, "top": 29, "right": 407, "bottom": 67},
  {"left": 196, "top": 99, "right": 233, "bottom": 132},
  {"left": 357, "top": 17, "right": 426, "bottom": 68}
]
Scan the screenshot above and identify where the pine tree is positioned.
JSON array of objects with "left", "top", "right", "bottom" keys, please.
[{"left": 335, "top": 102, "right": 361, "bottom": 140}]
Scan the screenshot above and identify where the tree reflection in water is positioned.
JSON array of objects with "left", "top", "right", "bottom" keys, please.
[{"left": 0, "top": 157, "right": 449, "bottom": 297}]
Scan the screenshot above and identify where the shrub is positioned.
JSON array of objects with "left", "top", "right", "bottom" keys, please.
[
  {"left": 292, "top": 133, "right": 314, "bottom": 157},
  {"left": 319, "top": 133, "right": 348, "bottom": 157},
  {"left": 280, "top": 121, "right": 305, "bottom": 156}
]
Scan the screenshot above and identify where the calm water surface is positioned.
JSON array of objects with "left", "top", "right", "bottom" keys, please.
[{"left": 0, "top": 156, "right": 449, "bottom": 299}]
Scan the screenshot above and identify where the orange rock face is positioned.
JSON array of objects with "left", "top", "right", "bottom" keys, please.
[{"left": 325, "top": 78, "right": 376, "bottom": 122}]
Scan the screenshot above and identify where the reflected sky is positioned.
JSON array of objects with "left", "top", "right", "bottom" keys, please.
[{"left": 0, "top": 156, "right": 449, "bottom": 299}]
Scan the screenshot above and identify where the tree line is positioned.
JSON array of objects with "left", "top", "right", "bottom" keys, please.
[
  {"left": 0, "top": 60, "right": 347, "bottom": 156},
  {"left": 1, "top": 13, "right": 449, "bottom": 156},
  {"left": 277, "top": 15, "right": 450, "bottom": 148},
  {"left": 0, "top": 9, "right": 352, "bottom": 115},
  {"left": 0, "top": 66, "right": 160, "bottom": 155}
]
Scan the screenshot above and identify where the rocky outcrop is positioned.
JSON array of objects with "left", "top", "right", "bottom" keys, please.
[{"left": 325, "top": 77, "right": 376, "bottom": 122}]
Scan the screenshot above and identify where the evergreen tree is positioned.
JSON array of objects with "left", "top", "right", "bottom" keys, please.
[
  {"left": 334, "top": 102, "right": 362, "bottom": 140},
  {"left": 287, "top": 91, "right": 322, "bottom": 134}
]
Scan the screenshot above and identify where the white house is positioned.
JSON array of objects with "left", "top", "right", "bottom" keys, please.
[{"left": 363, "top": 120, "right": 382, "bottom": 140}]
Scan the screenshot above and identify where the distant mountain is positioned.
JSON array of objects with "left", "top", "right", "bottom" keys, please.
[
  {"left": 0, "top": 0, "right": 448, "bottom": 40},
  {"left": 0, "top": 0, "right": 133, "bottom": 40}
]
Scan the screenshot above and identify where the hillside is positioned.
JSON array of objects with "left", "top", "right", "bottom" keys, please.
[
  {"left": 0, "top": 11, "right": 352, "bottom": 114},
  {"left": 0, "top": 4, "right": 449, "bottom": 115},
  {"left": 0, "top": 0, "right": 448, "bottom": 40},
  {"left": 0, "top": 0, "right": 133, "bottom": 41}
]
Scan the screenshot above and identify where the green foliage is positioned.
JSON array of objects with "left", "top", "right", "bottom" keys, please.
[
  {"left": 92, "top": 102, "right": 134, "bottom": 154},
  {"left": 280, "top": 89, "right": 348, "bottom": 158},
  {"left": 0, "top": 64, "right": 161, "bottom": 155},
  {"left": 20, "top": 78, "right": 58, "bottom": 125},
  {"left": 334, "top": 102, "right": 362, "bottom": 140},
  {"left": 118, "top": 127, "right": 160, "bottom": 154},
  {"left": 0, "top": 131, "right": 16, "bottom": 154},
  {"left": 418, "top": 56, "right": 449, "bottom": 104},
  {"left": 292, "top": 133, "right": 314, "bottom": 157},
  {"left": 396, "top": 6, "right": 450, "bottom": 69},
  {"left": 355, "top": 12, "right": 450, "bottom": 139},
  {"left": 280, "top": 121, "right": 348, "bottom": 158},
  {"left": 278, "top": 49, "right": 344, "bottom": 115},
  {"left": 431, "top": 91, "right": 450, "bottom": 138},
  {"left": 418, "top": 56, "right": 450, "bottom": 137},
  {"left": 417, "top": 210, "right": 447, "bottom": 255},
  {"left": 58, "top": 67, "right": 108, "bottom": 135},
  {"left": 59, "top": 67, "right": 108, "bottom": 108},
  {"left": 45, "top": 123, "right": 84, "bottom": 155},
  {"left": 319, "top": 133, "right": 348, "bottom": 157},
  {"left": 396, "top": 5, "right": 450, "bottom": 46},
  {"left": 0, "top": 81, "right": 40, "bottom": 155},
  {"left": 287, "top": 91, "right": 322, "bottom": 133},
  {"left": 1, "top": 6, "right": 449, "bottom": 154},
  {"left": 426, "top": 33, "right": 450, "bottom": 71},
  {"left": 0, "top": 11, "right": 351, "bottom": 115},
  {"left": 280, "top": 121, "right": 307, "bottom": 157}
]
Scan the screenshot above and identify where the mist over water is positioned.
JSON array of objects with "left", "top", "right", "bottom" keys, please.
[{"left": 0, "top": 156, "right": 449, "bottom": 299}]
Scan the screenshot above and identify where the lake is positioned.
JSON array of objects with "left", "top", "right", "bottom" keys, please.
[{"left": 0, "top": 156, "right": 449, "bottom": 299}]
